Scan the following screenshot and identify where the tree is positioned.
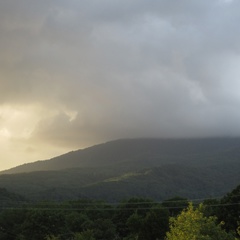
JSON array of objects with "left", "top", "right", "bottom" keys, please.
[
  {"left": 236, "top": 222, "right": 240, "bottom": 239},
  {"left": 0, "top": 209, "right": 27, "bottom": 240},
  {"left": 113, "top": 197, "right": 155, "bottom": 238},
  {"left": 218, "top": 184, "right": 240, "bottom": 235},
  {"left": 65, "top": 212, "right": 90, "bottom": 233},
  {"left": 90, "top": 218, "right": 116, "bottom": 240},
  {"left": 162, "top": 196, "right": 188, "bottom": 217},
  {"left": 126, "top": 206, "right": 169, "bottom": 240},
  {"left": 142, "top": 206, "right": 169, "bottom": 240},
  {"left": 74, "top": 230, "right": 95, "bottom": 240},
  {"left": 166, "top": 203, "right": 235, "bottom": 240},
  {"left": 45, "top": 235, "right": 60, "bottom": 240},
  {"left": 202, "top": 198, "right": 220, "bottom": 218},
  {"left": 126, "top": 212, "right": 143, "bottom": 239},
  {"left": 20, "top": 207, "right": 66, "bottom": 240}
]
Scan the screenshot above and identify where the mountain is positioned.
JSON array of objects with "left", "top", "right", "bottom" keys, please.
[
  {"left": 0, "top": 138, "right": 240, "bottom": 202},
  {"left": 2, "top": 137, "right": 240, "bottom": 174}
]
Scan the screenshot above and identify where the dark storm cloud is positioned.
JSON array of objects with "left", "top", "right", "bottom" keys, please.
[{"left": 1, "top": 0, "right": 240, "bottom": 151}]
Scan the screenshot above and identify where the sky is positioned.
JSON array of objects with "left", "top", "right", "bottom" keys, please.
[{"left": 1, "top": 0, "right": 240, "bottom": 171}]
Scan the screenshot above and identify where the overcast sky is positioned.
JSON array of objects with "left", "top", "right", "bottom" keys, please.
[{"left": 1, "top": 0, "right": 240, "bottom": 170}]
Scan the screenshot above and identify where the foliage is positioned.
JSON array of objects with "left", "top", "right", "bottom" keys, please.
[
  {"left": 162, "top": 196, "right": 188, "bottom": 216},
  {"left": 237, "top": 223, "right": 240, "bottom": 236},
  {"left": 74, "top": 230, "right": 95, "bottom": 240},
  {"left": 203, "top": 185, "right": 240, "bottom": 237},
  {"left": 142, "top": 206, "right": 169, "bottom": 239},
  {"left": 202, "top": 198, "right": 220, "bottom": 218},
  {"left": 113, "top": 197, "right": 155, "bottom": 238},
  {"left": 0, "top": 184, "right": 239, "bottom": 240},
  {"left": 90, "top": 218, "right": 116, "bottom": 240},
  {"left": 218, "top": 185, "right": 240, "bottom": 234},
  {"left": 65, "top": 212, "right": 89, "bottom": 233},
  {"left": 45, "top": 235, "right": 60, "bottom": 240},
  {"left": 20, "top": 208, "right": 67, "bottom": 240},
  {"left": 127, "top": 206, "right": 169, "bottom": 240},
  {"left": 166, "top": 203, "right": 235, "bottom": 240}
]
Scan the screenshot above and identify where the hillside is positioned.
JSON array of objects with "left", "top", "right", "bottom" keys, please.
[
  {"left": 0, "top": 138, "right": 240, "bottom": 201},
  {"left": 2, "top": 138, "right": 240, "bottom": 174}
]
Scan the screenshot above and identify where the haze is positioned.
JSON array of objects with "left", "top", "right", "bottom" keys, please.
[{"left": 1, "top": 0, "right": 240, "bottom": 171}]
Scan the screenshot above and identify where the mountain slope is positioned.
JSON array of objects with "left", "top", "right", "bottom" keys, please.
[
  {"left": 0, "top": 161, "right": 239, "bottom": 202},
  {"left": 2, "top": 137, "right": 240, "bottom": 174},
  {"left": 0, "top": 138, "right": 240, "bottom": 202}
]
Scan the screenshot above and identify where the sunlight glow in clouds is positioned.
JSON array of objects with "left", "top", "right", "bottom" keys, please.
[
  {"left": 0, "top": 104, "right": 79, "bottom": 170},
  {"left": 0, "top": 105, "right": 37, "bottom": 139}
]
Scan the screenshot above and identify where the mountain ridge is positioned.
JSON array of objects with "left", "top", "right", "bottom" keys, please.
[{"left": 2, "top": 137, "right": 240, "bottom": 175}]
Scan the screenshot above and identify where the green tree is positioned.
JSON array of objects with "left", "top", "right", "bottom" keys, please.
[
  {"left": 91, "top": 218, "right": 116, "bottom": 240},
  {"left": 126, "top": 212, "right": 143, "bottom": 239},
  {"left": 166, "top": 203, "right": 234, "bottom": 240},
  {"left": 74, "top": 230, "right": 95, "bottom": 240},
  {"left": 162, "top": 196, "right": 188, "bottom": 216},
  {"left": 202, "top": 198, "right": 220, "bottom": 218},
  {"left": 0, "top": 209, "right": 27, "bottom": 240},
  {"left": 142, "top": 206, "right": 169, "bottom": 240},
  {"left": 16, "top": 234, "right": 27, "bottom": 240},
  {"left": 126, "top": 206, "right": 169, "bottom": 240},
  {"left": 65, "top": 212, "right": 90, "bottom": 233},
  {"left": 45, "top": 235, "right": 60, "bottom": 240},
  {"left": 113, "top": 197, "right": 155, "bottom": 238},
  {"left": 218, "top": 184, "right": 240, "bottom": 235},
  {"left": 20, "top": 208, "right": 66, "bottom": 240}
]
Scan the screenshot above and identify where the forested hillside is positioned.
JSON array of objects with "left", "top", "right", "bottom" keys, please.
[
  {"left": 0, "top": 184, "right": 239, "bottom": 240},
  {"left": 0, "top": 138, "right": 240, "bottom": 202}
]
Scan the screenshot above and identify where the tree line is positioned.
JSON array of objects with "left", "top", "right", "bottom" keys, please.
[{"left": 0, "top": 185, "right": 239, "bottom": 240}]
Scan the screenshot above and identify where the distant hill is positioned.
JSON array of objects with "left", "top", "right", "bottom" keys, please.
[
  {"left": 0, "top": 138, "right": 240, "bottom": 202},
  {"left": 2, "top": 138, "right": 240, "bottom": 174}
]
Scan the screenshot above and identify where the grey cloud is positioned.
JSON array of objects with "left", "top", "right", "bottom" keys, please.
[{"left": 1, "top": 0, "right": 240, "bottom": 150}]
